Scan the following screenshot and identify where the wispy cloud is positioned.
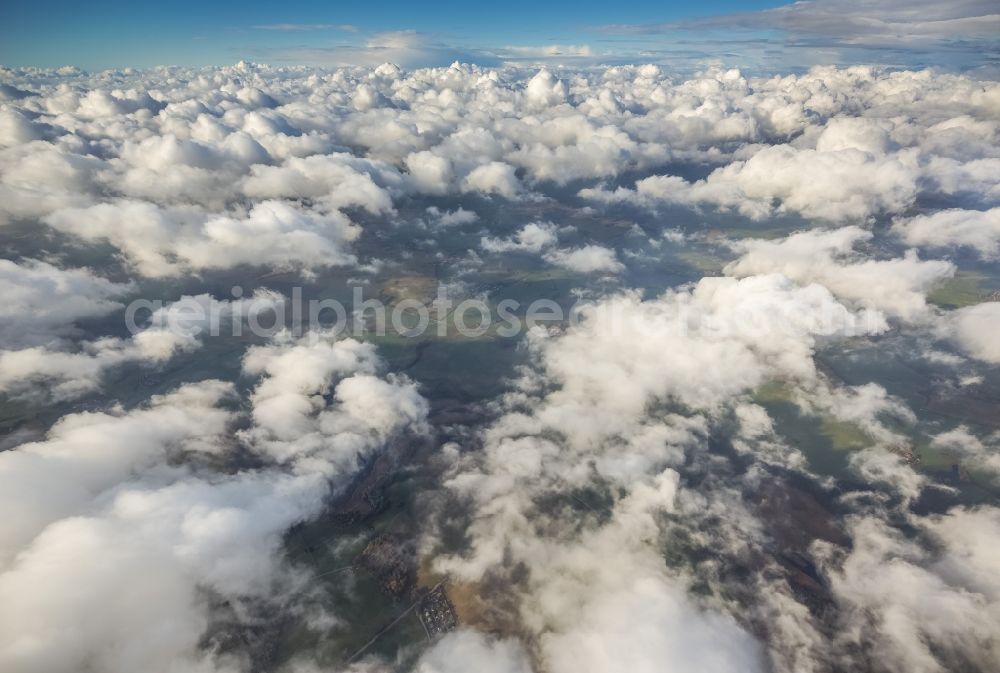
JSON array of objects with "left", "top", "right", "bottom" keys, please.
[
  {"left": 242, "top": 30, "right": 501, "bottom": 68},
  {"left": 252, "top": 23, "right": 358, "bottom": 32},
  {"left": 600, "top": 0, "right": 1000, "bottom": 45},
  {"left": 497, "top": 44, "right": 596, "bottom": 60},
  {"left": 595, "top": 0, "right": 999, "bottom": 71}
]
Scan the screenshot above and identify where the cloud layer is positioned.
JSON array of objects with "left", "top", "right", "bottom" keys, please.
[{"left": 1, "top": 59, "right": 999, "bottom": 673}]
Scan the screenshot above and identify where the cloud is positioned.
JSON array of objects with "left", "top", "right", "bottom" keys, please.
[
  {"left": 239, "top": 333, "right": 429, "bottom": 472},
  {"left": 541, "top": 573, "right": 763, "bottom": 673},
  {"left": 598, "top": 0, "right": 1000, "bottom": 69},
  {"left": 0, "top": 291, "right": 284, "bottom": 400},
  {"left": 424, "top": 206, "right": 478, "bottom": 228},
  {"left": 524, "top": 69, "right": 569, "bottom": 109},
  {"left": 0, "top": 380, "right": 235, "bottom": 567},
  {"left": 430, "top": 271, "right": 885, "bottom": 670},
  {"left": 480, "top": 223, "right": 622, "bottom": 273},
  {"left": 674, "top": 0, "right": 1000, "bottom": 45},
  {"left": 6, "top": 61, "right": 997, "bottom": 234},
  {"left": 44, "top": 200, "right": 360, "bottom": 277},
  {"left": 816, "top": 511, "right": 1000, "bottom": 673},
  {"left": 497, "top": 45, "right": 597, "bottom": 64},
  {"left": 252, "top": 23, "right": 358, "bottom": 32},
  {"left": 253, "top": 31, "right": 501, "bottom": 69},
  {"left": 481, "top": 222, "right": 559, "bottom": 254},
  {"left": 0, "top": 332, "right": 429, "bottom": 673},
  {"left": 241, "top": 153, "right": 401, "bottom": 213},
  {"left": 947, "top": 302, "right": 1000, "bottom": 363},
  {"left": 0, "top": 108, "right": 61, "bottom": 146},
  {"left": 584, "top": 135, "right": 922, "bottom": 222},
  {"left": 2, "top": 60, "right": 1000, "bottom": 673},
  {"left": 0, "top": 259, "right": 133, "bottom": 347},
  {"left": 543, "top": 245, "right": 623, "bottom": 274},
  {"left": 725, "top": 227, "right": 954, "bottom": 322},
  {"left": 931, "top": 426, "right": 1000, "bottom": 482},
  {"left": 893, "top": 207, "right": 1000, "bottom": 260},
  {"left": 462, "top": 161, "right": 523, "bottom": 199},
  {"left": 0, "top": 145, "right": 102, "bottom": 224},
  {"left": 414, "top": 630, "right": 533, "bottom": 673}
]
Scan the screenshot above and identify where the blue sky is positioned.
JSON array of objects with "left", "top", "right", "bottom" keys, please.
[{"left": 1, "top": 0, "right": 997, "bottom": 72}]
